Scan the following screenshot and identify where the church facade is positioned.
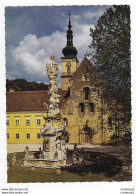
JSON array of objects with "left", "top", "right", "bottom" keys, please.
[
  {"left": 60, "top": 12, "right": 115, "bottom": 144},
  {"left": 6, "top": 13, "right": 116, "bottom": 149}
]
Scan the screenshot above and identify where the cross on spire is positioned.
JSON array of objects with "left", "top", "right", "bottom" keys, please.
[
  {"left": 68, "top": 10, "right": 72, "bottom": 31},
  {"left": 49, "top": 56, "right": 56, "bottom": 65}
]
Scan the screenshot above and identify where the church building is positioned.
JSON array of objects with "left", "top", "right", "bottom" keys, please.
[{"left": 6, "top": 12, "right": 116, "bottom": 151}]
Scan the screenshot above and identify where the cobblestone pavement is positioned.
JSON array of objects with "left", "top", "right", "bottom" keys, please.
[{"left": 67, "top": 144, "right": 132, "bottom": 181}]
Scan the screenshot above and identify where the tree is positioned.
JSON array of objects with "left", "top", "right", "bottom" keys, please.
[
  {"left": 89, "top": 5, "right": 131, "bottom": 142},
  {"left": 89, "top": 5, "right": 130, "bottom": 90},
  {"left": 6, "top": 79, "right": 49, "bottom": 92}
]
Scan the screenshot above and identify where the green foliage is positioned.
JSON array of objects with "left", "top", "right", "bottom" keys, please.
[
  {"left": 6, "top": 79, "right": 49, "bottom": 92},
  {"left": 90, "top": 5, "right": 130, "bottom": 90},
  {"left": 110, "top": 131, "right": 131, "bottom": 145},
  {"left": 121, "top": 132, "right": 131, "bottom": 145},
  {"left": 89, "top": 5, "right": 131, "bottom": 142}
]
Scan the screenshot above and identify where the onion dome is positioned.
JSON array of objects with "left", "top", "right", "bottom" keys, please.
[{"left": 62, "top": 11, "right": 77, "bottom": 57}]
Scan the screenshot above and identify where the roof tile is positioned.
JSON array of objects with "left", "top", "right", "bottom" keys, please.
[{"left": 6, "top": 90, "right": 68, "bottom": 112}]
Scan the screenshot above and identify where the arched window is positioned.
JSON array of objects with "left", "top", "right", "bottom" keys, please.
[
  {"left": 89, "top": 103, "right": 94, "bottom": 112},
  {"left": 84, "top": 87, "right": 90, "bottom": 100},
  {"left": 67, "top": 66, "right": 71, "bottom": 74},
  {"left": 108, "top": 117, "right": 112, "bottom": 127},
  {"left": 79, "top": 103, "right": 85, "bottom": 113}
]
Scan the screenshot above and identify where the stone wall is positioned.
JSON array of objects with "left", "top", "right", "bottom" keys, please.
[{"left": 61, "top": 58, "right": 116, "bottom": 144}]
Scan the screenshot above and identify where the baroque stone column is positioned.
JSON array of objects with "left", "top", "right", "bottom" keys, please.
[{"left": 40, "top": 56, "right": 67, "bottom": 166}]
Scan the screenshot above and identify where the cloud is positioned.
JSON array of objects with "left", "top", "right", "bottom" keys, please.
[
  {"left": 7, "top": 13, "right": 95, "bottom": 85},
  {"left": 10, "top": 32, "right": 66, "bottom": 82},
  {"left": 84, "top": 7, "right": 109, "bottom": 20},
  {"left": 6, "top": 6, "right": 111, "bottom": 85},
  {"left": 73, "top": 15, "right": 80, "bottom": 20},
  {"left": 72, "top": 19, "right": 95, "bottom": 61}
]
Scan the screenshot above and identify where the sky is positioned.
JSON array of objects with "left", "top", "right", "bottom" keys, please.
[{"left": 5, "top": 5, "right": 111, "bottom": 85}]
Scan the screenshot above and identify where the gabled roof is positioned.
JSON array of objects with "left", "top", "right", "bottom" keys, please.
[
  {"left": 6, "top": 90, "right": 68, "bottom": 112},
  {"left": 70, "top": 57, "right": 100, "bottom": 81}
]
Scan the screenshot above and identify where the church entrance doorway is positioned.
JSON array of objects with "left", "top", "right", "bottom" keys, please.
[
  {"left": 80, "top": 126, "right": 93, "bottom": 144},
  {"left": 85, "top": 133, "right": 90, "bottom": 143}
]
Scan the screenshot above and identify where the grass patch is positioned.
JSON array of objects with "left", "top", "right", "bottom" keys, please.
[{"left": 7, "top": 152, "right": 106, "bottom": 183}]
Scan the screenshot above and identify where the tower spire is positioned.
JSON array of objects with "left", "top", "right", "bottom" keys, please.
[
  {"left": 62, "top": 11, "right": 77, "bottom": 57},
  {"left": 69, "top": 10, "right": 71, "bottom": 20},
  {"left": 68, "top": 11, "right": 71, "bottom": 30},
  {"left": 61, "top": 11, "right": 78, "bottom": 90},
  {"left": 67, "top": 11, "right": 73, "bottom": 46}
]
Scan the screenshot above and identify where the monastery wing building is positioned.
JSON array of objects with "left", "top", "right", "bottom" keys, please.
[{"left": 6, "top": 13, "right": 116, "bottom": 152}]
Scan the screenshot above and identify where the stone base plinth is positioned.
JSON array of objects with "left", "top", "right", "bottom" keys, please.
[
  {"left": 56, "top": 168, "right": 61, "bottom": 175},
  {"left": 21, "top": 166, "right": 64, "bottom": 174},
  {"left": 22, "top": 158, "right": 66, "bottom": 169}
]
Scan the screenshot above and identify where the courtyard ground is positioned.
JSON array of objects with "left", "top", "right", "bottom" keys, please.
[
  {"left": 7, "top": 152, "right": 106, "bottom": 182},
  {"left": 7, "top": 144, "right": 132, "bottom": 182},
  {"left": 82, "top": 144, "right": 132, "bottom": 181}
]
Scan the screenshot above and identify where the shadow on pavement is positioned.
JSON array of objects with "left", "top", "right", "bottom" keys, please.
[{"left": 62, "top": 150, "right": 122, "bottom": 178}]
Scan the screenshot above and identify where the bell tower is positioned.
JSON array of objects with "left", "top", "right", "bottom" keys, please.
[{"left": 61, "top": 11, "right": 78, "bottom": 90}]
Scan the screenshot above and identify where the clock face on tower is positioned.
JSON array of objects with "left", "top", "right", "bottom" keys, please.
[{"left": 66, "top": 61, "right": 71, "bottom": 67}]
